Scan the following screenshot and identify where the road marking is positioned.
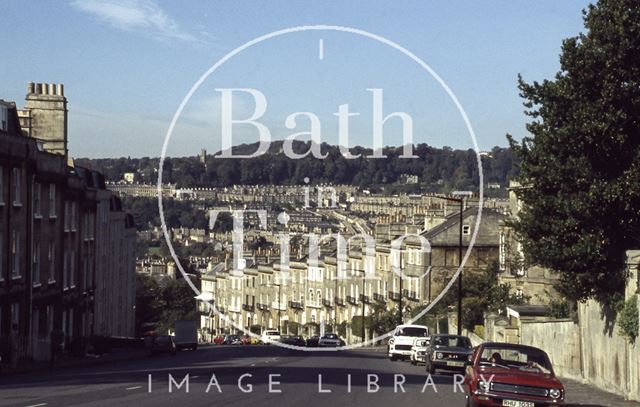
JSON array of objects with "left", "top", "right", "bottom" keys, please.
[
  {"left": 191, "top": 376, "right": 199, "bottom": 379},
  {"left": 319, "top": 39, "right": 324, "bottom": 60},
  {"left": 25, "top": 404, "right": 47, "bottom": 407},
  {"left": 125, "top": 386, "right": 142, "bottom": 390},
  {"left": 250, "top": 363, "right": 256, "bottom": 367}
]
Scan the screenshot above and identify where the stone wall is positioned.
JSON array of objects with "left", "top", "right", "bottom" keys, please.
[{"left": 519, "top": 319, "right": 582, "bottom": 381}]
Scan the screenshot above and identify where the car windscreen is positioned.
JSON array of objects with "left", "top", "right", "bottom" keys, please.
[
  {"left": 479, "top": 346, "right": 552, "bottom": 374},
  {"left": 396, "top": 327, "right": 428, "bottom": 337},
  {"left": 322, "top": 334, "right": 338, "bottom": 339},
  {"left": 432, "top": 336, "right": 471, "bottom": 348}
]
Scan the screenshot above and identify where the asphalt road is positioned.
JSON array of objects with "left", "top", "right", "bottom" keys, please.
[{"left": 0, "top": 345, "right": 468, "bottom": 407}]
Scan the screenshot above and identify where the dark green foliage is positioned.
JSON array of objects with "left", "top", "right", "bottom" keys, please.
[
  {"left": 431, "top": 262, "right": 529, "bottom": 331},
  {"left": 135, "top": 274, "right": 199, "bottom": 335},
  {"left": 76, "top": 141, "right": 518, "bottom": 192},
  {"left": 508, "top": 0, "right": 640, "bottom": 306},
  {"left": 617, "top": 295, "right": 639, "bottom": 343}
]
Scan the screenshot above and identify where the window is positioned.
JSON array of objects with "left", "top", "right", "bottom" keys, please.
[
  {"left": 33, "top": 182, "right": 41, "bottom": 217},
  {"left": 49, "top": 184, "right": 56, "bottom": 217},
  {"left": 0, "top": 233, "right": 3, "bottom": 281},
  {"left": 48, "top": 242, "right": 55, "bottom": 283},
  {"left": 0, "top": 166, "right": 4, "bottom": 204},
  {"left": 71, "top": 202, "right": 76, "bottom": 231},
  {"left": 12, "top": 168, "right": 21, "bottom": 206},
  {"left": 62, "top": 250, "right": 70, "bottom": 289},
  {"left": 11, "top": 230, "right": 20, "bottom": 278},
  {"left": 33, "top": 242, "right": 40, "bottom": 286},
  {"left": 462, "top": 224, "right": 471, "bottom": 235}
]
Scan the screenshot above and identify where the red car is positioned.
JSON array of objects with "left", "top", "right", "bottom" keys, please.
[
  {"left": 464, "top": 342, "right": 564, "bottom": 407},
  {"left": 213, "top": 335, "right": 226, "bottom": 345}
]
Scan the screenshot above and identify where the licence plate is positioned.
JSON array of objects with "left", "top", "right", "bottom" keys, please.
[
  {"left": 446, "top": 361, "right": 464, "bottom": 367},
  {"left": 502, "top": 400, "right": 534, "bottom": 407}
]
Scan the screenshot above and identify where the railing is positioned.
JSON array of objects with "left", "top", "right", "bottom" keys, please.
[
  {"left": 335, "top": 297, "right": 345, "bottom": 307},
  {"left": 403, "top": 289, "right": 419, "bottom": 301},
  {"left": 388, "top": 291, "right": 401, "bottom": 301},
  {"left": 257, "top": 303, "right": 270, "bottom": 312},
  {"left": 322, "top": 299, "right": 333, "bottom": 308},
  {"left": 346, "top": 295, "right": 358, "bottom": 305},
  {"left": 359, "top": 295, "right": 371, "bottom": 304},
  {"left": 373, "top": 293, "right": 386, "bottom": 302},
  {"left": 242, "top": 304, "right": 255, "bottom": 312},
  {"left": 289, "top": 301, "right": 304, "bottom": 310}
]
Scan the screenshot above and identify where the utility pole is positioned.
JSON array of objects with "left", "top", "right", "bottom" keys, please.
[{"left": 361, "top": 270, "right": 366, "bottom": 341}]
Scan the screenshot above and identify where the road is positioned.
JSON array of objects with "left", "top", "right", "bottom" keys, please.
[{"left": 0, "top": 345, "right": 467, "bottom": 407}]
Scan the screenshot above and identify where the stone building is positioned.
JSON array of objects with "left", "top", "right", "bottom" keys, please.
[{"left": 0, "top": 84, "right": 136, "bottom": 364}]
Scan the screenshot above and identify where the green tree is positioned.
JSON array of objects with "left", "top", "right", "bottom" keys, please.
[{"left": 508, "top": 0, "right": 640, "bottom": 306}]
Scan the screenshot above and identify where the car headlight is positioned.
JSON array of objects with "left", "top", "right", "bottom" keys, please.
[
  {"left": 549, "top": 388, "right": 562, "bottom": 399},
  {"left": 436, "top": 352, "right": 443, "bottom": 359},
  {"left": 478, "top": 381, "right": 490, "bottom": 392}
]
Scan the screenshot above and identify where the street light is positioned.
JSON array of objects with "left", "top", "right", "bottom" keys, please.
[{"left": 449, "top": 191, "right": 472, "bottom": 335}]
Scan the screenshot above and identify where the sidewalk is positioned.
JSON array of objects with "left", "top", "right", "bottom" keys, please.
[
  {"left": 1, "top": 347, "right": 150, "bottom": 375},
  {"left": 563, "top": 378, "right": 640, "bottom": 407}
]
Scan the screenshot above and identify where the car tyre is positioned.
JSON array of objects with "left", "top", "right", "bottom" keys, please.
[{"left": 389, "top": 354, "right": 397, "bottom": 361}]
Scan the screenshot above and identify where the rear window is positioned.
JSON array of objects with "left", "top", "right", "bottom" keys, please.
[
  {"left": 322, "top": 334, "right": 338, "bottom": 339},
  {"left": 265, "top": 331, "right": 280, "bottom": 335}
]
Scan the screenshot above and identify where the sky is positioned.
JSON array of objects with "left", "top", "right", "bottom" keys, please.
[{"left": 0, "top": 1, "right": 593, "bottom": 158}]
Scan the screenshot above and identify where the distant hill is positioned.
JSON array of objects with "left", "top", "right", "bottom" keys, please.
[{"left": 75, "top": 141, "right": 518, "bottom": 193}]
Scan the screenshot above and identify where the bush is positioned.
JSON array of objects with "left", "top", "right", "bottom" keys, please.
[{"left": 617, "top": 295, "right": 639, "bottom": 343}]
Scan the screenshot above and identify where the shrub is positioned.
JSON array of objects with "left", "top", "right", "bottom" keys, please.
[{"left": 617, "top": 295, "right": 639, "bottom": 343}]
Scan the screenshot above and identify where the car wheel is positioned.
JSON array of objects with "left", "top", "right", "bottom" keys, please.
[
  {"left": 389, "top": 354, "right": 397, "bottom": 361},
  {"left": 411, "top": 358, "right": 416, "bottom": 365}
]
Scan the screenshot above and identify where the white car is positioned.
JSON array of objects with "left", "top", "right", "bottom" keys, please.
[
  {"left": 261, "top": 330, "right": 281, "bottom": 344},
  {"left": 318, "top": 333, "right": 342, "bottom": 347},
  {"left": 410, "top": 337, "right": 430, "bottom": 365},
  {"left": 388, "top": 324, "right": 429, "bottom": 361}
]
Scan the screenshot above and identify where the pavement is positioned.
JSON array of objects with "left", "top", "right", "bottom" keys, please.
[{"left": 0, "top": 344, "right": 637, "bottom": 407}]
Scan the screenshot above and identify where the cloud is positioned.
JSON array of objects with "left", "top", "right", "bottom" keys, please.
[{"left": 70, "top": 0, "right": 202, "bottom": 43}]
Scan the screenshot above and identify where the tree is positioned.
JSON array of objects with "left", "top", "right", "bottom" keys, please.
[{"left": 508, "top": 0, "right": 640, "bottom": 306}]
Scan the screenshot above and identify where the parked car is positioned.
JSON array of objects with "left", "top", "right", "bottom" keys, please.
[
  {"left": 261, "top": 330, "right": 282, "bottom": 344},
  {"left": 318, "top": 333, "right": 342, "bottom": 347},
  {"left": 425, "top": 334, "right": 473, "bottom": 374},
  {"left": 242, "top": 335, "right": 260, "bottom": 345},
  {"left": 306, "top": 335, "right": 320, "bottom": 347},
  {"left": 150, "top": 335, "right": 176, "bottom": 356},
  {"left": 281, "top": 335, "right": 306, "bottom": 347},
  {"left": 410, "top": 337, "right": 430, "bottom": 365},
  {"left": 464, "top": 342, "right": 565, "bottom": 406},
  {"left": 387, "top": 324, "right": 429, "bottom": 361},
  {"left": 213, "top": 335, "right": 226, "bottom": 345},
  {"left": 222, "top": 334, "right": 243, "bottom": 345}
]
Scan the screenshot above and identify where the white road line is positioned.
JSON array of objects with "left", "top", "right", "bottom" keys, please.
[
  {"left": 125, "top": 386, "right": 142, "bottom": 390},
  {"left": 250, "top": 363, "right": 256, "bottom": 366},
  {"left": 191, "top": 376, "right": 199, "bottom": 379},
  {"left": 25, "top": 404, "right": 47, "bottom": 407}
]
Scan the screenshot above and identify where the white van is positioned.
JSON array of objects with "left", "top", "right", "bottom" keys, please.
[{"left": 387, "top": 324, "right": 429, "bottom": 361}]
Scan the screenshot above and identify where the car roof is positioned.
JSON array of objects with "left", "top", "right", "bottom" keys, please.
[
  {"left": 479, "top": 342, "right": 547, "bottom": 353},
  {"left": 396, "top": 324, "right": 428, "bottom": 328}
]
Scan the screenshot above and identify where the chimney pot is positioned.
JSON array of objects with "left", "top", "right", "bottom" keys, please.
[
  {"left": 36, "top": 83, "right": 42, "bottom": 94},
  {"left": 28, "top": 82, "right": 35, "bottom": 94}
]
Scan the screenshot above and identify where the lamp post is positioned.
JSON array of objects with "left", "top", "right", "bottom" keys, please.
[{"left": 438, "top": 191, "right": 472, "bottom": 335}]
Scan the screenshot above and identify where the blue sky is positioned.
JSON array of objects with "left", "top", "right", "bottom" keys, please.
[{"left": 1, "top": 1, "right": 592, "bottom": 158}]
